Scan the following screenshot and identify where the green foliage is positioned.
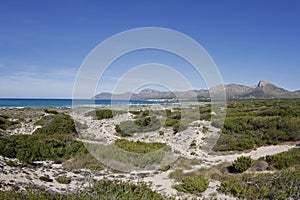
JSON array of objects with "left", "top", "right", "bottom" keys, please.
[
  {"left": 219, "top": 166, "right": 300, "bottom": 199},
  {"left": 114, "top": 139, "right": 166, "bottom": 153},
  {"left": 56, "top": 177, "right": 71, "bottom": 184},
  {"left": 0, "top": 115, "right": 19, "bottom": 130},
  {"left": 5, "top": 160, "right": 18, "bottom": 167},
  {"left": 89, "top": 142, "right": 171, "bottom": 169},
  {"left": 0, "top": 136, "right": 17, "bottom": 158},
  {"left": 34, "top": 113, "right": 76, "bottom": 135},
  {"left": 115, "top": 117, "right": 161, "bottom": 136},
  {"left": 215, "top": 99, "right": 300, "bottom": 151},
  {"left": 85, "top": 109, "right": 125, "bottom": 120},
  {"left": 44, "top": 109, "right": 59, "bottom": 114},
  {"left": 232, "top": 156, "right": 254, "bottom": 173},
  {"left": 39, "top": 175, "right": 53, "bottom": 182},
  {"left": 158, "top": 131, "right": 164, "bottom": 135},
  {"left": 161, "top": 165, "right": 171, "bottom": 171},
  {"left": 0, "top": 133, "right": 86, "bottom": 163},
  {"left": 94, "top": 109, "right": 113, "bottom": 119},
  {"left": 199, "top": 105, "right": 212, "bottom": 121},
  {"left": 173, "top": 175, "right": 209, "bottom": 195},
  {"left": 0, "top": 180, "right": 170, "bottom": 199},
  {"left": 172, "top": 121, "right": 188, "bottom": 134},
  {"left": 265, "top": 148, "right": 300, "bottom": 169},
  {"left": 86, "top": 164, "right": 103, "bottom": 171},
  {"left": 163, "top": 109, "right": 192, "bottom": 134}
]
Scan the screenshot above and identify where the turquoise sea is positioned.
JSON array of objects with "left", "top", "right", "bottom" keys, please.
[{"left": 0, "top": 99, "right": 177, "bottom": 108}]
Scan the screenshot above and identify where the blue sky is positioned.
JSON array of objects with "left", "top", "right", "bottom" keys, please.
[{"left": 0, "top": 0, "right": 299, "bottom": 98}]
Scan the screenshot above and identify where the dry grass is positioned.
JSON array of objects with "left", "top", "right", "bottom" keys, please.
[
  {"left": 63, "top": 152, "right": 103, "bottom": 170},
  {"left": 173, "top": 157, "right": 201, "bottom": 170}
]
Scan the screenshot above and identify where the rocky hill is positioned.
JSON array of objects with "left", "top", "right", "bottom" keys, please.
[{"left": 94, "top": 80, "right": 300, "bottom": 101}]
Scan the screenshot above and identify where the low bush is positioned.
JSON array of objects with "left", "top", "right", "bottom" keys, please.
[
  {"left": 0, "top": 179, "right": 170, "bottom": 199},
  {"left": 265, "top": 148, "right": 300, "bottom": 169},
  {"left": 219, "top": 166, "right": 300, "bottom": 199},
  {"left": 232, "top": 156, "right": 253, "bottom": 173},
  {"left": 161, "top": 165, "right": 171, "bottom": 171},
  {"left": 173, "top": 175, "right": 209, "bottom": 195},
  {"left": 44, "top": 109, "right": 59, "bottom": 114},
  {"left": 0, "top": 133, "right": 86, "bottom": 163},
  {"left": 90, "top": 142, "right": 171, "bottom": 169},
  {"left": 0, "top": 116, "right": 19, "bottom": 130},
  {"left": 214, "top": 99, "right": 300, "bottom": 151},
  {"left": 63, "top": 151, "right": 103, "bottom": 170},
  {"left": 85, "top": 109, "right": 125, "bottom": 120},
  {"left": 114, "top": 139, "right": 166, "bottom": 154},
  {"left": 34, "top": 113, "right": 76, "bottom": 135},
  {"left": 115, "top": 117, "right": 161, "bottom": 136},
  {"left": 39, "top": 175, "right": 53, "bottom": 182},
  {"left": 56, "top": 177, "right": 71, "bottom": 184}
]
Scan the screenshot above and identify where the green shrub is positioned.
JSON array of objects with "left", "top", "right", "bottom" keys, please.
[
  {"left": 0, "top": 116, "right": 19, "bottom": 130},
  {"left": 115, "top": 117, "right": 161, "bottom": 136},
  {"left": 5, "top": 160, "right": 18, "bottom": 167},
  {"left": 0, "top": 136, "right": 17, "bottom": 158},
  {"left": 158, "top": 131, "right": 164, "bottom": 135},
  {"left": 219, "top": 166, "right": 300, "bottom": 199},
  {"left": 95, "top": 109, "right": 113, "bottom": 119},
  {"left": 214, "top": 99, "right": 300, "bottom": 151},
  {"left": 161, "top": 165, "right": 171, "bottom": 171},
  {"left": 114, "top": 139, "right": 166, "bottom": 153},
  {"left": 0, "top": 133, "right": 86, "bottom": 163},
  {"left": 44, "top": 109, "right": 59, "bottom": 114},
  {"left": 34, "top": 113, "right": 76, "bottom": 135},
  {"left": 87, "top": 164, "right": 103, "bottom": 171},
  {"left": 39, "top": 175, "right": 53, "bottom": 182},
  {"left": 232, "top": 156, "right": 254, "bottom": 173},
  {"left": 266, "top": 148, "right": 300, "bottom": 169},
  {"left": 91, "top": 142, "right": 171, "bottom": 169},
  {"left": 56, "top": 177, "right": 71, "bottom": 184},
  {"left": 173, "top": 121, "right": 188, "bottom": 134},
  {"left": 173, "top": 175, "right": 209, "bottom": 195},
  {"left": 0, "top": 179, "right": 169, "bottom": 199},
  {"left": 85, "top": 109, "right": 125, "bottom": 120}
]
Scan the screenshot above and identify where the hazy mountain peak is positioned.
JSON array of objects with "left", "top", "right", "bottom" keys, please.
[
  {"left": 257, "top": 80, "right": 271, "bottom": 88},
  {"left": 94, "top": 81, "right": 300, "bottom": 100},
  {"left": 139, "top": 88, "right": 159, "bottom": 94}
]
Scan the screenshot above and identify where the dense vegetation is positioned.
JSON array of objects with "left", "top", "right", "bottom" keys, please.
[
  {"left": 173, "top": 175, "right": 209, "bottom": 195},
  {"left": 214, "top": 99, "right": 300, "bottom": 151},
  {"left": 0, "top": 114, "right": 19, "bottom": 130},
  {"left": 115, "top": 139, "right": 166, "bottom": 153},
  {"left": 85, "top": 109, "right": 125, "bottom": 120},
  {"left": 115, "top": 110, "right": 161, "bottom": 136},
  {"left": 87, "top": 142, "right": 171, "bottom": 169},
  {"left": 219, "top": 166, "right": 300, "bottom": 199},
  {"left": 0, "top": 132, "right": 86, "bottom": 163},
  {"left": 163, "top": 109, "right": 188, "bottom": 134},
  {"left": 232, "top": 156, "right": 254, "bottom": 173},
  {"left": 265, "top": 147, "right": 300, "bottom": 169},
  {"left": 44, "top": 108, "right": 59, "bottom": 114},
  {"left": 0, "top": 114, "right": 86, "bottom": 163},
  {"left": 34, "top": 113, "right": 76, "bottom": 135},
  {"left": 0, "top": 180, "right": 170, "bottom": 200}
]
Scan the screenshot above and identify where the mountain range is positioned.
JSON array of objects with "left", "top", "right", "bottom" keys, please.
[{"left": 94, "top": 80, "right": 300, "bottom": 101}]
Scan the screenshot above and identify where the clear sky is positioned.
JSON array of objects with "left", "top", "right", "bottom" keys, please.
[{"left": 0, "top": 0, "right": 299, "bottom": 98}]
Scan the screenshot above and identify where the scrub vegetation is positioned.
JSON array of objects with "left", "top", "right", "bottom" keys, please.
[{"left": 214, "top": 99, "right": 300, "bottom": 151}]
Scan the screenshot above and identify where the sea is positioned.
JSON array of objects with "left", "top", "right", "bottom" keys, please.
[{"left": 0, "top": 98, "right": 178, "bottom": 108}]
